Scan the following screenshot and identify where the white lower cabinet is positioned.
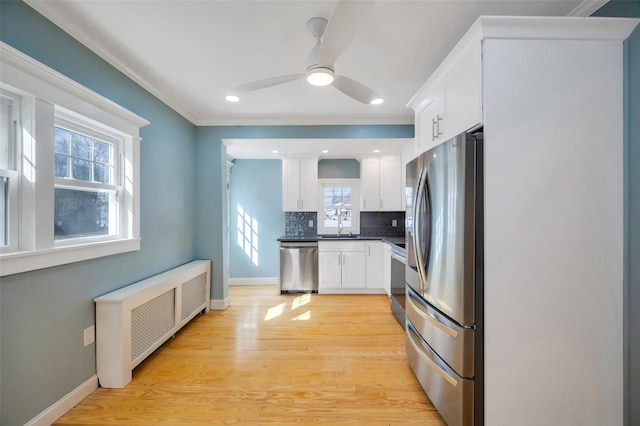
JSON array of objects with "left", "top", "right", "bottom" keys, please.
[
  {"left": 365, "top": 242, "right": 385, "bottom": 291},
  {"left": 318, "top": 241, "right": 366, "bottom": 293}
]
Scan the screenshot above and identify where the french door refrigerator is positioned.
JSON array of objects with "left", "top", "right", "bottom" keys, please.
[{"left": 405, "top": 132, "right": 483, "bottom": 426}]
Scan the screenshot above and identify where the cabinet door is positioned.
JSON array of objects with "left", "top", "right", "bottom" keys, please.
[
  {"left": 341, "top": 251, "right": 365, "bottom": 288},
  {"left": 380, "top": 156, "right": 402, "bottom": 211},
  {"left": 440, "top": 43, "right": 482, "bottom": 141},
  {"left": 365, "top": 242, "right": 385, "bottom": 289},
  {"left": 299, "top": 159, "right": 318, "bottom": 211},
  {"left": 282, "top": 159, "right": 301, "bottom": 211},
  {"left": 318, "top": 251, "right": 342, "bottom": 289},
  {"left": 416, "top": 93, "right": 443, "bottom": 153},
  {"left": 360, "top": 158, "right": 380, "bottom": 211}
]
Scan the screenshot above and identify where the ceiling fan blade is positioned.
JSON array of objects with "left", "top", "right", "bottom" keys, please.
[
  {"left": 230, "top": 74, "right": 305, "bottom": 94},
  {"left": 332, "top": 75, "right": 382, "bottom": 104},
  {"left": 317, "top": 0, "right": 374, "bottom": 67}
]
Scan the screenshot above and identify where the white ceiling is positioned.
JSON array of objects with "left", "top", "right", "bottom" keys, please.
[{"left": 26, "top": 0, "right": 601, "bottom": 159}]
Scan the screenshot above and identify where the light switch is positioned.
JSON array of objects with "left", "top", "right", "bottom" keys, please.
[
  {"left": 392, "top": 219, "right": 397, "bottom": 227},
  {"left": 309, "top": 220, "right": 314, "bottom": 227}
]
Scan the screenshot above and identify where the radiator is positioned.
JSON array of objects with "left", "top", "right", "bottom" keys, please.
[{"left": 94, "top": 260, "right": 211, "bottom": 388}]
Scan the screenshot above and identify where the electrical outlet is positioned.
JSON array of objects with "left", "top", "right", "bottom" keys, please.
[
  {"left": 83, "top": 325, "right": 95, "bottom": 347},
  {"left": 392, "top": 219, "right": 397, "bottom": 227},
  {"left": 309, "top": 220, "right": 314, "bottom": 227}
]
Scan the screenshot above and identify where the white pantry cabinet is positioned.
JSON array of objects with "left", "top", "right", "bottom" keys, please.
[
  {"left": 360, "top": 156, "right": 402, "bottom": 211},
  {"left": 407, "top": 16, "right": 639, "bottom": 426},
  {"left": 282, "top": 158, "right": 317, "bottom": 212}
]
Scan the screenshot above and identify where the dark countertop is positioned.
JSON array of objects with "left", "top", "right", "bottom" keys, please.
[{"left": 278, "top": 234, "right": 405, "bottom": 248}]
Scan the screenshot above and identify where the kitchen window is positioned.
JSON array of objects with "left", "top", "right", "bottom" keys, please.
[
  {"left": 317, "top": 179, "right": 359, "bottom": 235},
  {"left": 0, "top": 43, "right": 148, "bottom": 276}
]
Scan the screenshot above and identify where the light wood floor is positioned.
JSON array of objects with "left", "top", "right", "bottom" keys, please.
[{"left": 56, "top": 286, "right": 445, "bottom": 425}]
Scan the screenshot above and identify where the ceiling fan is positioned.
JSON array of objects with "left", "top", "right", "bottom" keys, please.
[{"left": 225, "top": 0, "right": 383, "bottom": 105}]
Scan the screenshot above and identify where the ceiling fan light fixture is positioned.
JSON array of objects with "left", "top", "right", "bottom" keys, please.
[
  {"left": 306, "top": 67, "right": 335, "bottom": 86},
  {"left": 225, "top": 95, "right": 240, "bottom": 102}
]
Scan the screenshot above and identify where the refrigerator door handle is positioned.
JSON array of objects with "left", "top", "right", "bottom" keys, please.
[
  {"left": 407, "top": 292, "right": 458, "bottom": 338},
  {"left": 407, "top": 325, "right": 458, "bottom": 387},
  {"left": 413, "top": 167, "right": 430, "bottom": 290}
]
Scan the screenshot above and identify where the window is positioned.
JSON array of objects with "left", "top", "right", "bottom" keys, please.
[
  {"left": 53, "top": 117, "right": 121, "bottom": 242},
  {"left": 0, "top": 90, "right": 20, "bottom": 252},
  {"left": 0, "top": 43, "right": 148, "bottom": 276},
  {"left": 317, "top": 179, "right": 359, "bottom": 235}
]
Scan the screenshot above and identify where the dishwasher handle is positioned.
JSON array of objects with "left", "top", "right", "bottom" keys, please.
[{"left": 279, "top": 242, "right": 318, "bottom": 248}]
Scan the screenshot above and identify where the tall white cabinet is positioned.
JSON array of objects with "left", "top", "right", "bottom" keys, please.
[
  {"left": 407, "top": 16, "right": 638, "bottom": 426},
  {"left": 360, "top": 156, "right": 402, "bottom": 211},
  {"left": 282, "top": 158, "right": 318, "bottom": 212}
]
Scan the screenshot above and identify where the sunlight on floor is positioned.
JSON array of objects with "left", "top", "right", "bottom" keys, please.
[
  {"left": 263, "top": 293, "right": 314, "bottom": 321},
  {"left": 264, "top": 302, "right": 285, "bottom": 321},
  {"left": 292, "top": 294, "right": 311, "bottom": 309},
  {"left": 292, "top": 311, "right": 311, "bottom": 321}
]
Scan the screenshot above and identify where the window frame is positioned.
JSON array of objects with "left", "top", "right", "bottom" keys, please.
[
  {"left": 0, "top": 42, "right": 148, "bottom": 277},
  {"left": 317, "top": 178, "right": 360, "bottom": 235},
  {"left": 0, "top": 89, "right": 21, "bottom": 253}
]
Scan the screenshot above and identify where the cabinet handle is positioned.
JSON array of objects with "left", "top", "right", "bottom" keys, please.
[
  {"left": 338, "top": 255, "right": 341, "bottom": 266},
  {"left": 432, "top": 118, "right": 437, "bottom": 141},
  {"left": 380, "top": 199, "right": 383, "bottom": 209},
  {"left": 343, "top": 254, "right": 346, "bottom": 265},
  {"left": 436, "top": 114, "right": 443, "bottom": 138},
  {"left": 301, "top": 199, "right": 303, "bottom": 210}
]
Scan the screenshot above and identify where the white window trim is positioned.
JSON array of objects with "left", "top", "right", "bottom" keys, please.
[
  {"left": 0, "top": 42, "right": 149, "bottom": 277},
  {"left": 317, "top": 178, "right": 360, "bottom": 235}
]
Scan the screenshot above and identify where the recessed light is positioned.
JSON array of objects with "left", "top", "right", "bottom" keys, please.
[
  {"left": 272, "top": 150, "right": 280, "bottom": 154},
  {"left": 370, "top": 98, "right": 384, "bottom": 105},
  {"left": 373, "top": 149, "right": 381, "bottom": 153},
  {"left": 225, "top": 95, "right": 239, "bottom": 102},
  {"left": 322, "top": 150, "right": 328, "bottom": 153}
]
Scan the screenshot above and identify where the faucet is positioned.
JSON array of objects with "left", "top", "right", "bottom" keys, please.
[{"left": 337, "top": 212, "right": 343, "bottom": 236}]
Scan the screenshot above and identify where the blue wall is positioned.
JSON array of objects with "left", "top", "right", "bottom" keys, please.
[
  {"left": 594, "top": 2, "right": 640, "bottom": 424},
  {"left": 229, "top": 160, "right": 283, "bottom": 279},
  {"left": 0, "top": 1, "right": 197, "bottom": 424}
]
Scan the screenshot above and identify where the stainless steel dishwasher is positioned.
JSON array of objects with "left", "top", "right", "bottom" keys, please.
[{"left": 279, "top": 241, "right": 318, "bottom": 294}]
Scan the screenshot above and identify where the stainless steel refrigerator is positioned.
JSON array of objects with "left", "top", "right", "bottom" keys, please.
[{"left": 405, "top": 132, "right": 483, "bottom": 426}]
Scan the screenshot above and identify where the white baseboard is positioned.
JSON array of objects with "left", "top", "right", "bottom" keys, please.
[
  {"left": 26, "top": 374, "right": 98, "bottom": 426},
  {"left": 229, "top": 277, "right": 277, "bottom": 285},
  {"left": 210, "top": 296, "right": 230, "bottom": 310}
]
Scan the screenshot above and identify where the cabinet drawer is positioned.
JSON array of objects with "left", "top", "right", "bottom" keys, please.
[{"left": 318, "top": 241, "right": 364, "bottom": 251}]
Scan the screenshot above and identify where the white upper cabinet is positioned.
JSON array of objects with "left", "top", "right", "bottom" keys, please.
[
  {"left": 409, "top": 28, "right": 482, "bottom": 153},
  {"left": 360, "top": 156, "right": 402, "bottom": 211},
  {"left": 282, "top": 158, "right": 318, "bottom": 212}
]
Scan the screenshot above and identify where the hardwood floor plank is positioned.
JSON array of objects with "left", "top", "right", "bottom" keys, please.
[{"left": 56, "top": 286, "right": 445, "bottom": 425}]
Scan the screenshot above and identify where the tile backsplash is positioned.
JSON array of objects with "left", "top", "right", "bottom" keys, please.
[
  {"left": 284, "top": 212, "right": 318, "bottom": 236},
  {"left": 284, "top": 211, "right": 405, "bottom": 237},
  {"left": 360, "top": 211, "right": 405, "bottom": 237}
]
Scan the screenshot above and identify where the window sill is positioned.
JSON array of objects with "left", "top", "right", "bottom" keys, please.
[{"left": 0, "top": 238, "right": 140, "bottom": 277}]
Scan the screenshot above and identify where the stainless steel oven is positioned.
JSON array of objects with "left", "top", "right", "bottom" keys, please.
[{"left": 389, "top": 243, "right": 406, "bottom": 325}]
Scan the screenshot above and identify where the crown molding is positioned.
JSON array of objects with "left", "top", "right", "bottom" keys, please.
[
  {"left": 567, "top": 0, "right": 609, "bottom": 17},
  {"left": 25, "top": 0, "right": 198, "bottom": 125}
]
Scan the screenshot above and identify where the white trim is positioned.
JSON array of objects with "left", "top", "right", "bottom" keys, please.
[
  {"left": 229, "top": 277, "right": 278, "bottom": 285},
  {"left": 0, "top": 43, "right": 149, "bottom": 131},
  {"left": 196, "top": 116, "right": 414, "bottom": 127},
  {"left": 1, "top": 238, "right": 141, "bottom": 276},
  {"left": 210, "top": 297, "right": 230, "bottom": 310},
  {"left": 25, "top": 374, "right": 98, "bottom": 426},
  {"left": 23, "top": 0, "right": 196, "bottom": 125},
  {"left": 567, "top": 0, "right": 609, "bottom": 17}
]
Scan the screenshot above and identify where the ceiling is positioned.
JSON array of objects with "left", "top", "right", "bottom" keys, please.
[{"left": 26, "top": 0, "right": 601, "bottom": 158}]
